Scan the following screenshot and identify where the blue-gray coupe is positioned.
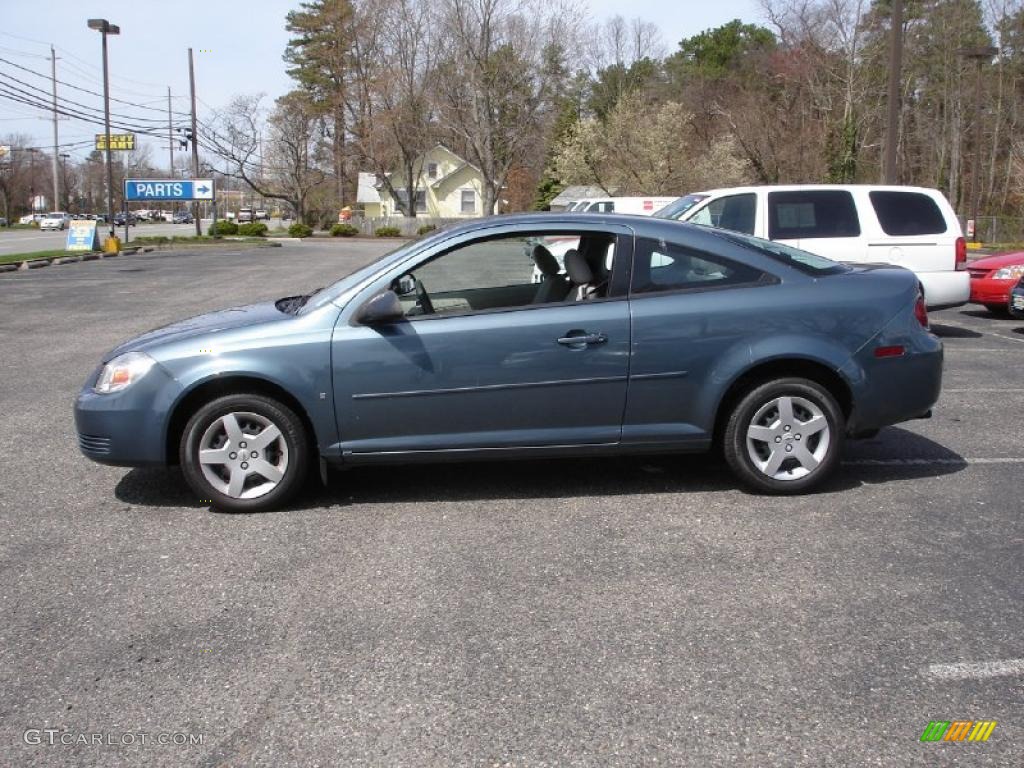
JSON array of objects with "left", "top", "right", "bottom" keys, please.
[{"left": 75, "top": 213, "right": 943, "bottom": 511}]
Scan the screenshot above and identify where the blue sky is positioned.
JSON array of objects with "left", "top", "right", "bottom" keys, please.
[{"left": 0, "top": 0, "right": 763, "bottom": 163}]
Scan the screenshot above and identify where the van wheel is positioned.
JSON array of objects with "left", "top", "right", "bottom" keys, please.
[
  {"left": 723, "top": 378, "right": 844, "bottom": 494},
  {"left": 180, "top": 394, "right": 309, "bottom": 512}
]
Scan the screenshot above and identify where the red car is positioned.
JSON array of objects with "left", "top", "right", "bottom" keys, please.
[{"left": 968, "top": 251, "right": 1024, "bottom": 313}]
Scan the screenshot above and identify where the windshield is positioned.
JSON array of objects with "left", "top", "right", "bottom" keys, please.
[
  {"left": 653, "top": 194, "right": 708, "bottom": 220},
  {"left": 298, "top": 237, "right": 427, "bottom": 314},
  {"left": 714, "top": 230, "right": 850, "bottom": 276}
]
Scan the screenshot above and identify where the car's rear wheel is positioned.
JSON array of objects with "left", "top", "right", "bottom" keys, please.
[
  {"left": 723, "top": 378, "right": 844, "bottom": 494},
  {"left": 984, "top": 303, "right": 1008, "bottom": 316},
  {"left": 180, "top": 394, "right": 309, "bottom": 512}
]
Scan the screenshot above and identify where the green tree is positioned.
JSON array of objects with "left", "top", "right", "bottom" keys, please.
[
  {"left": 284, "top": 0, "right": 355, "bottom": 203},
  {"left": 666, "top": 19, "right": 776, "bottom": 81}
]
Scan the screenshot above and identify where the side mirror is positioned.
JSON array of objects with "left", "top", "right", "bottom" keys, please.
[
  {"left": 395, "top": 274, "right": 417, "bottom": 296},
  {"left": 356, "top": 289, "right": 404, "bottom": 325}
]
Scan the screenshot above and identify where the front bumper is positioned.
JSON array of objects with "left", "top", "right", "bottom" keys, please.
[
  {"left": 1010, "top": 286, "right": 1024, "bottom": 318},
  {"left": 73, "top": 363, "right": 179, "bottom": 466},
  {"left": 969, "top": 277, "right": 1016, "bottom": 306}
]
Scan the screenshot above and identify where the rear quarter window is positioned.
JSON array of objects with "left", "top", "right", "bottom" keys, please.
[
  {"left": 869, "top": 191, "right": 948, "bottom": 236},
  {"left": 768, "top": 190, "right": 860, "bottom": 240}
]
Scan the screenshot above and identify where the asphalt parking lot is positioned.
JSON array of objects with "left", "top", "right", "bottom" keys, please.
[{"left": 1, "top": 241, "right": 1022, "bottom": 766}]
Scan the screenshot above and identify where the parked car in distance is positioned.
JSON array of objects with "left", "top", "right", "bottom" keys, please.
[
  {"left": 172, "top": 210, "right": 194, "bottom": 224},
  {"left": 113, "top": 212, "right": 137, "bottom": 226},
  {"left": 655, "top": 185, "right": 969, "bottom": 310},
  {"left": 0, "top": 216, "right": 7, "bottom": 227},
  {"left": 254, "top": 209, "right": 269, "bottom": 220},
  {"left": 237, "top": 207, "right": 254, "bottom": 223},
  {"left": 39, "top": 212, "right": 71, "bottom": 230},
  {"left": 1010, "top": 276, "right": 1024, "bottom": 318},
  {"left": 572, "top": 196, "right": 678, "bottom": 215},
  {"left": 92, "top": 213, "right": 109, "bottom": 223},
  {"left": 75, "top": 213, "right": 943, "bottom": 512},
  {"left": 968, "top": 252, "right": 1024, "bottom": 314}
]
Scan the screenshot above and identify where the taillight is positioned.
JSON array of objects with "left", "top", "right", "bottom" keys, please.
[
  {"left": 914, "top": 292, "right": 929, "bottom": 328},
  {"left": 955, "top": 236, "right": 967, "bottom": 271}
]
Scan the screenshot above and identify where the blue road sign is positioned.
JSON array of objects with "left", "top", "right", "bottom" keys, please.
[{"left": 123, "top": 179, "right": 215, "bottom": 201}]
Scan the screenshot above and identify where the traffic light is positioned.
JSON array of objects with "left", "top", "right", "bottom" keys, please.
[{"left": 177, "top": 127, "right": 193, "bottom": 150}]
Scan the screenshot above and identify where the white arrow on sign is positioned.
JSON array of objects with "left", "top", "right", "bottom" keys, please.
[{"left": 192, "top": 179, "right": 214, "bottom": 200}]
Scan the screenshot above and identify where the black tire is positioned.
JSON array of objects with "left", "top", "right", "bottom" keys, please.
[
  {"left": 984, "top": 303, "right": 1009, "bottom": 317},
  {"left": 180, "top": 393, "right": 309, "bottom": 512},
  {"left": 723, "top": 377, "right": 844, "bottom": 494}
]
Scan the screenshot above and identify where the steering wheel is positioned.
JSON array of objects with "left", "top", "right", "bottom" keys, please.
[{"left": 414, "top": 277, "right": 435, "bottom": 315}]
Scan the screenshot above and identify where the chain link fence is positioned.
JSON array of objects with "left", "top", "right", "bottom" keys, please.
[{"left": 960, "top": 216, "right": 1024, "bottom": 244}]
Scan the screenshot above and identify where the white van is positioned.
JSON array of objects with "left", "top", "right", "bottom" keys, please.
[
  {"left": 655, "top": 185, "right": 969, "bottom": 309},
  {"left": 573, "top": 196, "right": 678, "bottom": 216}
]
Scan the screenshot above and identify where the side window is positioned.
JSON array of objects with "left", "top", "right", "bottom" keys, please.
[
  {"left": 397, "top": 232, "right": 617, "bottom": 317},
  {"left": 631, "top": 237, "right": 764, "bottom": 294},
  {"left": 768, "top": 190, "right": 860, "bottom": 240},
  {"left": 688, "top": 194, "right": 756, "bottom": 235},
  {"left": 869, "top": 191, "right": 948, "bottom": 236}
]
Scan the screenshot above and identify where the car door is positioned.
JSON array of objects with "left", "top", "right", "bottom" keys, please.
[
  {"left": 331, "top": 224, "right": 633, "bottom": 456},
  {"left": 622, "top": 234, "right": 775, "bottom": 443}
]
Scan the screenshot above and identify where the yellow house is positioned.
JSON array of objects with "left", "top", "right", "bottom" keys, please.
[{"left": 371, "top": 145, "right": 496, "bottom": 218}]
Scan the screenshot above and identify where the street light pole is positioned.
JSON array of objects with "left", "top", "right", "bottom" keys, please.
[
  {"left": 959, "top": 46, "right": 998, "bottom": 242},
  {"left": 88, "top": 19, "right": 120, "bottom": 240}
]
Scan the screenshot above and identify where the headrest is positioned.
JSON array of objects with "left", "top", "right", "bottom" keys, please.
[
  {"left": 531, "top": 244, "right": 561, "bottom": 277},
  {"left": 564, "top": 249, "right": 592, "bottom": 285}
]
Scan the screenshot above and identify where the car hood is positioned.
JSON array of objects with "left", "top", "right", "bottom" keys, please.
[
  {"left": 969, "top": 252, "right": 1024, "bottom": 271},
  {"left": 104, "top": 300, "right": 285, "bottom": 361}
]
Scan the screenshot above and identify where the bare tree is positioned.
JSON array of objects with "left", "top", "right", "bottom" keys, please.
[
  {"left": 434, "top": 0, "right": 573, "bottom": 215},
  {"left": 346, "top": 0, "right": 439, "bottom": 216},
  {"left": 206, "top": 93, "right": 328, "bottom": 223}
]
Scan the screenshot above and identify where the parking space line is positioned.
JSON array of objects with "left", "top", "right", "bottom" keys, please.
[
  {"left": 944, "top": 388, "right": 1024, "bottom": 392},
  {"left": 943, "top": 348, "right": 1021, "bottom": 352},
  {"left": 843, "top": 457, "right": 1024, "bottom": 466},
  {"left": 924, "top": 660, "right": 1024, "bottom": 680}
]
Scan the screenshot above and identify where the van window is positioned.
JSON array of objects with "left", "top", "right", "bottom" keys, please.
[
  {"left": 768, "top": 190, "right": 860, "bottom": 240},
  {"left": 689, "top": 193, "right": 756, "bottom": 235},
  {"left": 869, "top": 191, "right": 947, "bottom": 236}
]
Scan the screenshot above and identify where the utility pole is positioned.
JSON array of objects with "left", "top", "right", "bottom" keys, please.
[
  {"left": 884, "top": 0, "right": 903, "bottom": 184},
  {"left": 50, "top": 45, "right": 60, "bottom": 213},
  {"left": 167, "top": 86, "right": 175, "bottom": 178},
  {"left": 188, "top": 48, "right": 201, "bottom": 236}
]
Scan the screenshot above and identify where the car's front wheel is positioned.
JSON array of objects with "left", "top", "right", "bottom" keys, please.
[
  {"left": 180, "top": 394, "right": 309, "bottom": 512},
  {"left": 723, "top": 378, "right": 844, "bottom": 494}
]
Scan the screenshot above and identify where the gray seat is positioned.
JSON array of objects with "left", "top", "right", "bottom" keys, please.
[
  {"left": 531, "top": 245, "right": 572, "bottom": 304},
  {"left": 564, "top": 248, "right": 605, "bottom": 300}
]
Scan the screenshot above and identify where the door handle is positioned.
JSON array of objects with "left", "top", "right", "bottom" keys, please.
[{"left": 557, "top": 332, "right": 608, "bottom": 346}]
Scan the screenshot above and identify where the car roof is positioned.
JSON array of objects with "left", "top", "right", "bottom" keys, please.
[
  {"left": 685, "top": 184, "right": 946, "bottom": 197},
  {"left": 430, "top": 212, "right": 733, "bottom": 250}
]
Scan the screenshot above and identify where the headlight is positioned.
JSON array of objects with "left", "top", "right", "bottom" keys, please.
[
  {"left": 993, "top": 264, "right": 1024, "bottom": 280},
  {"left": 93, "top": 351, "right": 156, "bottom": 394}
]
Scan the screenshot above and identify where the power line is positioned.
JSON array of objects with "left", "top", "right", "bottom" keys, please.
[
  {"left": 0, "top": 84, "right": 172, "bottom": 138},
  {"left": 0, "top": 70, "right": 188, "bottom": 126},
  {"left": 0, "top": 58, "right": 191, "bottom": 120}
]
